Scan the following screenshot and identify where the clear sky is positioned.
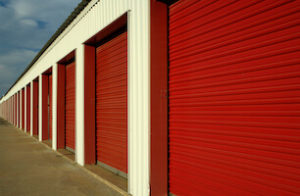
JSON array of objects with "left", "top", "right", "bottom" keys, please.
[{"left": 0, "top": 0, "right": 81, "bottom": 97}]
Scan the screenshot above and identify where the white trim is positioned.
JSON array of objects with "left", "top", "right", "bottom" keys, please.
[
  {"left": 52, "top": 64, "right": 57, "bottom": 150},
  {"left": 75, "top": 45, "right": 84, "bottom": 166}
]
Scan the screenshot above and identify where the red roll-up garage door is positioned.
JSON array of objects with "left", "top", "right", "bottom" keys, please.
[
  {"left": 49, "top": 75, "right": 53, "bottom": 140},
  {"left": 168, "top": 0, "right": 300, "bottom": 195},
  {"left": 65, "top": 62, "right": 75, "bottom": 150},
  {"left": 96, "top": 31, "right": 128, "bottom": 174},
  {"left": 26, "top": 85, "right": 31, "bottom": 132}
]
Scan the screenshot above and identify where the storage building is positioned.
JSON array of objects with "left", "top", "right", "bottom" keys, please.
[{"left": 0, "top": 0, "right": 299, "bottom": 195}]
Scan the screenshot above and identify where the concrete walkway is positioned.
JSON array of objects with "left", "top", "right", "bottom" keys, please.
[{"left": 0, "top": 118, "right": 122, "bottom": 196}]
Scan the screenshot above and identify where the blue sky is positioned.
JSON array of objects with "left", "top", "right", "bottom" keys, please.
[{"left": 0, "top": 0, "right": 81, "bottom": 97}]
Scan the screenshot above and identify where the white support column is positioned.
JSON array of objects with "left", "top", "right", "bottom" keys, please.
[
  {"left": 128, "top": 1, "right": 151, "bottom": 195},
  {"left": 75, "top": 45, "right": 85, "bottom": 166},
  {"left": 24, "top": 87, "right": 27, "bottom": 132},
  {"left": 30, "top": 81, "right": 34, "bottom": 136},
  {"left": 52, "top": 64, "right": 58, "bottom": 150},
  {"left": 39, "top": 75, "right": 43, "bottom": 141}
]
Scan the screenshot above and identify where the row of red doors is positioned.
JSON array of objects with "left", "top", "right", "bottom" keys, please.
[{"left": 15, "top": 65, "right": 76, "bottom": 151}]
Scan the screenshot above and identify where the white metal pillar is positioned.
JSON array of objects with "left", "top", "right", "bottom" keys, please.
[
  {"left": 52, "top": 64, "right": 58, "bottom": 150},
  {"left": 128, "top": 1, "right": 151, "bottom": 195},
  {"left": 75, "top": 44, "right": 85, "bottom": 166}
]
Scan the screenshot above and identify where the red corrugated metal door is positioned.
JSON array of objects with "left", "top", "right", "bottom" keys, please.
[
  {"left": 49, "top": 75, "right": 53, "bottom": 140},
  {"left": 26, "top": 85, "right": 31, "bottom": 132},
  {"left": 96, "top": 31, "right": 128, "bottom": 174},
  {"left": 65, "top": 62, "right": 75, "bottom": 150},
  {"left": 168, "top": 0, "right": 300, "bottom": 195}
]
